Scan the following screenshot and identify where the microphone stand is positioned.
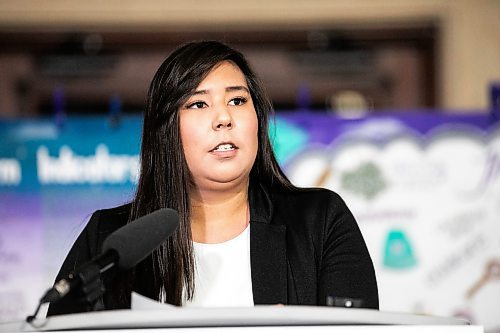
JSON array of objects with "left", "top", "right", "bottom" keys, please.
[
  {"left": 74, "top": 262, "right": 106, "bottom": 312},
  {"left": 26, "top": 262, "right": 108, "bottom": 323}
]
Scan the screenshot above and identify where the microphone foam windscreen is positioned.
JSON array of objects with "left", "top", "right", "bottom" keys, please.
[{"left": 102, "top": 208, "right": 179, "bottom": 270}]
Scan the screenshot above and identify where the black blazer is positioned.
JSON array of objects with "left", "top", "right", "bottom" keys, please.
[{"left": 48, "top": 183, "right": 378, "bottom": 315}]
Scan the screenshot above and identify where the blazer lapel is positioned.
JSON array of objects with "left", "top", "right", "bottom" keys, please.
[{"left": 250, "top": 221, "right": 287, "bottom": 304}]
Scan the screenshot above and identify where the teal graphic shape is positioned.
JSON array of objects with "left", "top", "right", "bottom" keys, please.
[
  {"left": 383, "top": 229, "right": 417, "bottom": 269},
  {"left": 269, "top": 118, "right": 309, "bottom": 165}
]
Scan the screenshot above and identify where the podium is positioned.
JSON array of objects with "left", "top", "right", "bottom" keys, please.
[{"left": 0, "top": 307, "right": 481, "bottom": 333}]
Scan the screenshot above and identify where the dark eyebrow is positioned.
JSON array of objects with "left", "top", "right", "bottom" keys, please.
[
  {"left": 190, "top": 86, "right": 250, "bottom": 96},
  {"left": 226, "top": 86, "right": 250, "bottom": 93},
  {"left": 191, "top": 89, "right": 209, "bottom": 96}
]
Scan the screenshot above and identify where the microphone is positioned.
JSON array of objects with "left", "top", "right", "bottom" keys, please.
[{"left": 41, "top": 208, "right": 179, "bottom": 304}]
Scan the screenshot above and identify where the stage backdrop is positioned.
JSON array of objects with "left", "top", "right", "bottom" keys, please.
[{"left": 1, "top": 112, "right": 499, "bottom": 331}]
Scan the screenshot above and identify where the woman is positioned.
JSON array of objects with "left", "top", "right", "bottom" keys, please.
[{"left": 47, "top": 41, "right": 378, "bottom": 315}]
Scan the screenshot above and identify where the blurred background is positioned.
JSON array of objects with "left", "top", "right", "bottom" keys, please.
[
  {"left": 0, "top": 0, "right": 499, "bottom": 115},
  {"left": 0, "top": 0, "right": 499, "bottom": 331}
]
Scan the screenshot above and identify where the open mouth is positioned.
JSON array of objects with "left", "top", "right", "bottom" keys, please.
[{"left": 210, "top": 142, "right": 238, "bottom": 152}]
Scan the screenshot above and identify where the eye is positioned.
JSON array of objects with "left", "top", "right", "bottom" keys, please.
[
  {"left": 228, "top": 97, "right": 247, "bottom": 106},
  {"left": 186, "top": 101, "right": 208, "bottom": 109}
]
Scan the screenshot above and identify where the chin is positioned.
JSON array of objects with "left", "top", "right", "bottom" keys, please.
[{"left": 205, "top": 172, "right": 250, "bottom": 187}]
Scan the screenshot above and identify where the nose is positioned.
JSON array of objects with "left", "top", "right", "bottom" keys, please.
[{"left": 212, "top": 107, "right": 232, "bottom": 130}]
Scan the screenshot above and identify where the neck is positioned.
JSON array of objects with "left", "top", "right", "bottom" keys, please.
[{"left": 190, "top": 180, "right": 250, "bottom": 244}]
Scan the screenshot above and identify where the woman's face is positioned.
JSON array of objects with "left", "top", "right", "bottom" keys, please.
[{"left": 179, "top": 61, "right": 258, "bottom": 191}]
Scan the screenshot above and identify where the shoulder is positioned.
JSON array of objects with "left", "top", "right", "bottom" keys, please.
[
  {"left": 86, "top": 202, "right": 132, "bottom": 238},
  {"left": 272, "top": 186, "right": 361, "bottom": 243},
  {"left": 272, "top": 186, "right": 348, "bottom": 214},
  {"left": 250, "top": 181, "right": 354, "bottom": 230}
]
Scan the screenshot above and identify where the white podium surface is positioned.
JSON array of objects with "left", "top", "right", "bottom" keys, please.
[{"left": 0, "top": 307, "right": 481, "bottom": 333}]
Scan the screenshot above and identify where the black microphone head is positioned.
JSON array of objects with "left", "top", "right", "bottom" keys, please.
[{"left": 102, "top": 208, "right": 179, "bottom": 270}]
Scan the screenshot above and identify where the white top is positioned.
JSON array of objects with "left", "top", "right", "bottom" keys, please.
[{"left": 183, "top": 225, "right": 254, "bottom": 307}]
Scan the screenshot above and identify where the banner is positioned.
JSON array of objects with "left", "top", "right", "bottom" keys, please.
[
  {"left": 275, "top": 112, "right": 499, "bottom": 331},
  {"left": 0, "top": 112, "right": 498, "bottom": 330}
]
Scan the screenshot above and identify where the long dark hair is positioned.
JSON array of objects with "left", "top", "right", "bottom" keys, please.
[{"left": 129, "top": 41, "right": 294, "bottom": 306}]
